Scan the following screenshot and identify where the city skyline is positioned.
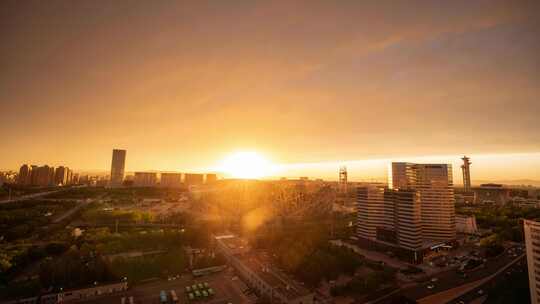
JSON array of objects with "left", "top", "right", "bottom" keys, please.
[
  {"left": 2, "top": 2, "right": 539, "bottom": 303},
  {"left": 4, "top": 151, "right": 540, "bottom": 185},
  {"left": 1, "top": 1, "right": 539, "bottom": 181}
]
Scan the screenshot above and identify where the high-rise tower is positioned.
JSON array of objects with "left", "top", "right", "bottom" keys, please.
[
  {"left": 356, "top": 185, "right": 386, "bottom": 240},
  {"left": 110, "top": 149, "right": 126, "bottom": 187},
  {"left": 414, "top": 164, "right": 455, "bottom": 241},
  {"left": 18, "top": 164, "right": 32, "bottom": 185},
  {"left": 389, "top": 162, "right": 456, "bottom": 241},
  {"left": 461, "top": 156, "right": 471, "bottom": 192},
  {"left": 339, "top": 166, "right": 348, "bottom": 193}
]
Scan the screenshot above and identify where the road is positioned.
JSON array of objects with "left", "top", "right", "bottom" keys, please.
[
  {"left": 0, "top": 185, "right": 88, "bottom": 204},
  {"left": 417, "top": 253, "right": 525, "bottom": 304},
  {"left": 375, "top": 245, "right": 525, "bottom": 304},
  {"left": 0, "top": 189, "right": 63, "bottom": 204},
  {"left": 52, "top": 199, "right": 93, "bottom": 223},
  {"left": 447, "top": 254, "right": 527, "bottom": 304}
]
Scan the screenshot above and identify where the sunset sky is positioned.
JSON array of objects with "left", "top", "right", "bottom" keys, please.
[{"left": 1, "top": 1, "right": 539, "bottom": 182}]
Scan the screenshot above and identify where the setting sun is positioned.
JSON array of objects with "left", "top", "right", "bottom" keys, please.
[{"left": 218, "top": 151, "right": 275, "bottom": 179}]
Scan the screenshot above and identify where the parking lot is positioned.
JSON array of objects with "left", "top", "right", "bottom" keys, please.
[{"left": 74, "top": 269, "right": 256, "bottom": 304}]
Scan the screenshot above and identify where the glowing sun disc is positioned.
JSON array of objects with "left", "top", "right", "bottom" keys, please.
[{"left": 219, "top": 151, "right": 274, "bottom": 179}]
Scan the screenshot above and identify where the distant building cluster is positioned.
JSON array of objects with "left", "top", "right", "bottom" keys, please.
[
  {"left": 456, "top": 182, "right": 540, "bottom": 206},
  {"left": 0, "top": 171, "right": 17, "bottom": 186},
  {"left": 356, "top": 162, "right": 456, "bottom": 263},
  {"left": 17, "top": 164, "right": 77, "bottom": 187},
  {"left": 109, "top": 149, "right": 218, "bottom": 187},
  {"left": 456, "top": 156, "right": 539, "bottom": 206},
  {"left": 472, "top": 183, "right": 510, "bottom": 204},
  {"left": 130, "top": 172, "right": 217, "bottom": 187}
]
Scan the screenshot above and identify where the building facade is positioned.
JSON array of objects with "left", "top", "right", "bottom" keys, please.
[
  {"left": 456, "top": 215, "right": 479, "bottom": 234},
  {"left": 18, "top": 164, "right": 74, "bottom": 187},
  {"left": 160, "top": 173, "right": 182, "bottom": 188},
  {"left": 110, "top": 149, "right": 126, "bottom": 187},
  {"left": 412, "top": 163, "right": 455, "bottom": 241},
  {"left": 473, "top": 183, "right": 510, "bottom": 204},
  {"left": 206, "top": 173, "right": 217, "bottom": 184},
  {"left": 32, "top": 165, "right": 54, "bottom": 187},
  {"left": 54, "top": 166, "right": 69, "bottom": 186},
  {"left": 391, "top": 189, "right": 423, "bottom": 251},
  {"left": 356, "top": 162, "right": 456, "bottom": 263},
  {"left": 357, "top": 185, "right": 387, "bottom": 240},
  {"left": 133, "top": 172, "right": 157, "bottom": 187},
  {"left": 185, "top": 173, "right": 204, "bottom": 185},
  {"left": 18, "top": 164, "right": 32, "bottom": 185},
  {"left": 524, "top": 219, "right": 540, "bottom": 304}
]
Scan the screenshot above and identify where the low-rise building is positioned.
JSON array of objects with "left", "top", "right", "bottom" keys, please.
[
  {"left": 185, "top": 173, "right": 204, "bottom": 185},
  {"left": 133, "top": 172, "right": 158, "bottom": 187},
  {"left": 455, "top": 215, "right": 479, "bottom": 234},
  {"left": 49, "top": 281, "right": 128, "bottom": 303},
  {"left": 214, "top": 234, "right": 314, "bottom": 304},
  {"left": 206, "top": 173, "right": 217, "bottom": 184},
  {"left": 513, "top": 197, "right": 540, "bottom": 208},
  {"left": 160, "top": 172, "right": 183, "bottom": 188},
  {"left": 473, "top": 183, "right": 510, "bottom": 204},
  {"left": 3, "top": 281, "right": 128, "bottom": 304}
]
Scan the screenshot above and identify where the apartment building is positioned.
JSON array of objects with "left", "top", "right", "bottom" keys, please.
[{"left": 524, "top": 219, "right": 540, "bottom": 304}]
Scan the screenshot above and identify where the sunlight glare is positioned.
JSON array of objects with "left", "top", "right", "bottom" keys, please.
[{"left": 219, "top": 151, "right": 275, "bottom": 179}]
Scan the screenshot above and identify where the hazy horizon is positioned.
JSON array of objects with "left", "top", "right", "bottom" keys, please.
[{"left": 4, "top": 151, "right": 540, "bottom": 185}]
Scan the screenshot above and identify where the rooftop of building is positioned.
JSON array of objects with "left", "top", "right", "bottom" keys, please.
[
  {"left": 214, "top": 234, "right": 311, "bottom": 300},
  {"left": 524, "top": 219, "right": 540, "bottom": 227},
  {"left": 477, "top": 183, "right": 506, "bottom": 188},
  {"left": 215, "top": 234, "right": 249, "bottom": 251},
  {"left": 237, "top": 254, "right": 311, "bottom": 299}
]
